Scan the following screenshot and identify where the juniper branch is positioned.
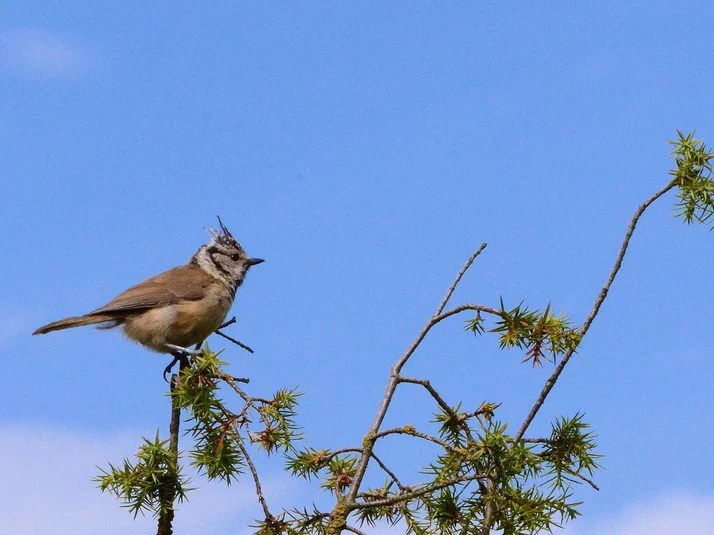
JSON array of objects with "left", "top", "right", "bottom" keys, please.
[
  {"left": 344, "top": 246, "right": 489, "bottom": 508},
  {"left": 157, "top": 357, "right": 189, "bottom": 535},
  {"left": 514, "top": 179, "right": 677, "bottom": 441},
  {"left": 352, "top": 473, "right": 487, "bottom": 510},
  {"left": 436, "top": 244, "right": 488, "bottom": 315},
  {"left": 369, "top": 452, "right": 405, "bottom": 491},
  {"left": 374, "top": 426, "right": 454, "bottom": 451},
  {"left": 236, "top": 435, "right": 274, "bottom": 521},
  {"left": 397, "top": 376, "right": 474, "bottom": 441}
]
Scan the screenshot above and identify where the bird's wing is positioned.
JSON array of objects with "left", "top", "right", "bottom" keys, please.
[{"left": 88, "top": 264, "right": 215, "bottom": 316}]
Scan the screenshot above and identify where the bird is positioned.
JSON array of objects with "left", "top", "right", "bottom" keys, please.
[{"left": 32, "top": 218, "right": 263, "bottom": 376}]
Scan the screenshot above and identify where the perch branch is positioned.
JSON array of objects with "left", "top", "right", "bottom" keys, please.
[{"left": 157, "top": 357, "right": 189, "bottom": 535}]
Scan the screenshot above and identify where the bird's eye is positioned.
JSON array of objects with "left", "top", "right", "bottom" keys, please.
[{"left": 230, "top": 253, "right": 241, "bottom": 261}]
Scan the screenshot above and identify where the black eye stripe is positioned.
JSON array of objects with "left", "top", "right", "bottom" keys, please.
[
  {"left": 207, "top": 245, "right": 242, "bottom": 259},
  {"left": 209, "top": 253, "right": 233, "bottom": 275}
]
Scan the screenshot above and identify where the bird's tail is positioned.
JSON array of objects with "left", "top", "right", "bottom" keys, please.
[{"left": 32, "top": 314, "right": 117, "bottom": 335}]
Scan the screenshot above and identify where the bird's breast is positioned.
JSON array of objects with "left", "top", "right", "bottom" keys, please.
[{"left": 122, "top": 287, "right": 233, "bottom": 352}]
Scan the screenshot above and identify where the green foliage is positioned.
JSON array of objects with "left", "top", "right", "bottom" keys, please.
[
  {"left": 172, "top": 349, "right": 302, "bottom": 482},
  {"left": 94, "top": 434, "right": 190, "bottom": 519},
  {"left": 322, "top": 456, "right": 358, "bottom": 495},
  {"left": 541, "top": 414, "right": 602, "bottom": 490},
  {"left": 432, "top": 402, "right": 468, "bottom": 446},
  {"left": 355, "top": 482, "right": 401, "bottom": 527},
  {"left": 254, "top": 514, "right": 303, "bottom": 535},
  {"left": 286, "top": 449, "right": 359, "bottom": 496},
  {"left": 421, "top": 414, "right": 598, "bottom": 534},
  {"left": 670, "top": 130, "right": 714, "bottom": 226},
  {"left": 172, "top": 351, "right": 245, "bottom": 483},
  {"left": 284, "top": 406, "right": 601, "bottom": 535},
  {"left": 253, "top": 387, "right": 304, "bottom": 454},
  {"left": 276, "top": 507, "right": 331, "bottom": 535},
  {"left": 97, "top": 346, "right": 302, "bottom": 521},
  {"left": 285, "top": 448, "right": 334, "bottom": 479},
  {"left": 466, "top": 300, "right": 582, "bottom": 366}
]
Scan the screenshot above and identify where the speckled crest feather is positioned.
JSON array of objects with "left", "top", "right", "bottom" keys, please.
[{"left": 190, "top": 217, "right": 252, "bottom": 295}]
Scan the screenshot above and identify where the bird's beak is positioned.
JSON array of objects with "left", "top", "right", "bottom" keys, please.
[{"left": 246, "top": 258, "right": 265, "bottom": 266}]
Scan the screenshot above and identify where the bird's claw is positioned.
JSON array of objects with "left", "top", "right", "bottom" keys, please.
[
  {"left": 163, "top": 356, "right": 181, "bottom": 383},
  {"left": 163, "top": 344, "right": 203, "bottom": 382}
]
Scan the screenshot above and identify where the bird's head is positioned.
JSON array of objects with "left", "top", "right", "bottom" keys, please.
[{"left": 191, "top": 217, "right": 264, "bottom": 294}]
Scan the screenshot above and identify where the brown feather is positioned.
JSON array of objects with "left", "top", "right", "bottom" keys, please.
[
  {"left": 32, "top": 314, "right": 117, "bottom": 335},
  {"left": 89, "top": 265, "right": 213, "bottom": 315},
  {"left": 32, "top": 265, "right": 215, "bottom": 337}
]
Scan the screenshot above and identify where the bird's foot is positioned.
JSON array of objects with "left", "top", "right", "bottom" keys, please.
[
  {"left": 162, "top": 345, "right": 202, "bottom": 382},
  {"left": 163, "top": 344, "right": 204, "bottom": 383}
]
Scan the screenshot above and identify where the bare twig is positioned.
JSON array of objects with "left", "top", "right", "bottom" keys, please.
[
  {"left": 219, "top": 316, "right": 237, "bottom": 329},
  {"left": 323, "top": 448, "right": 364, "bottom": 463},
  {"left": 236, "top": 436, "right": 274, "bottom": 521},
  {"left": 435, "top": 304, "right": 500, "bottom": 325},
  {"left": 345, "top": 247, "right": 489, "bottom": 505},
  {"left": 374, "top": 426, "right": 454, "bottom": 451},
  {"left": 370, "top": 452, "right": 405, "bottom": 491},
  {"left": 229, "top": 375, "right": 250, "bottom": 384},
  {"left": 218, "top": 373, "right": 252, "bottom": 402},
  {"left": 344, "top": 525, "right": 369, "bottom": 535},
  {"left": 398, "top": 376, "right": 475, "bottom": 441},
  {"left": 514, "top": 180, "right": 677, "bottom": 442},
  {"left": 436, "top": 244, "right": 488, "bottom": 315},
  {"left": 213, "top": 316, "right": 255, "bottom": 352},
  {"left": 352, "top": 473, "right": 486, "bottom": 510},
  {"left": 214, "top": 329, "right": 255, "bottom": 353},
  {"left": 568, "top": 471, "right": 600, "bottom": 491}
]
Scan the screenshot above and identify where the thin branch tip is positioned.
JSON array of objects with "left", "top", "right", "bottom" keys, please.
[
  {"left": 436, "top": 243, "right": 488, "bottom": 316},
  {"left": 214, "top": 329, "right": 255, "bottom": 353},
  {"left": 515, "top": 180, "right": 676, "bottom": 441},
  {"left": 219, "top": 316, "right": 237, "bottom": 329}
]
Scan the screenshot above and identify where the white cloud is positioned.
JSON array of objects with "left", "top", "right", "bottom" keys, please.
[
  {"left": 563, "top": 492, "right": 714, "bottom": 535},
  {"left": 0, "top": 426, "right": 296, "bottom": 535},
  {"left": 1, "top": 30, "right": 87, "bottom": 77}
]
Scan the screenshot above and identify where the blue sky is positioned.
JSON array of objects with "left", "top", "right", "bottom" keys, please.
[{"left": 2, "top": 2, "right": 714, "bottom": 533}]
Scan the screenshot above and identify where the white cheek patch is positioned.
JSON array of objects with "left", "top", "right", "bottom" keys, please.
[{"left": 193, "top": 247, "right": 240, "bottom": 294}]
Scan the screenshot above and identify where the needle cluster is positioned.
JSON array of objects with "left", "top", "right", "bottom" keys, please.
[
  {"left": 670, "top": 130, "right": 714, "bottom": 226},
  {"left": 468, "top": 300, "right": 582, "bottom": 367}
]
